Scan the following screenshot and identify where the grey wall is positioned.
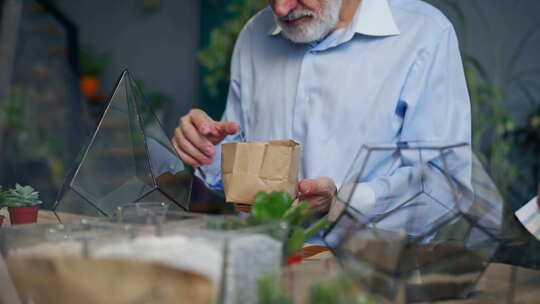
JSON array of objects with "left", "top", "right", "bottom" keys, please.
[
  {"left": 427, "top": 0, "right": 540, "bottom": 120},
  {"left": 53, "top": 0, "right": 200, "bottom": 134}
]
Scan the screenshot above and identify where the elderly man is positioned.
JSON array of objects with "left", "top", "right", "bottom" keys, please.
[{"left": 172, "top": 0, "right": 471, "bottom": 227}]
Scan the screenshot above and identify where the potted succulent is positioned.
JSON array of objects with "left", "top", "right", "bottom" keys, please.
[
  {"left": 0, "top": 184, "right": 42, "bottom": 225},
  {"left": 250, "top": 192, "right": 330, "bottom": 265}
]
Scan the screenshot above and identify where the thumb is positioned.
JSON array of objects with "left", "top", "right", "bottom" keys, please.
[{"left": 298, "top": 179, "right": 315, "bottom": 195}]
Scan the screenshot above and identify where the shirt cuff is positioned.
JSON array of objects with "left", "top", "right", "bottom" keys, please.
[
  {"left": 330, "top": 182, "right": 377, "bottom": 217},
  {"left": 347, "top": 182, "right": 377, "bottom": 213}
]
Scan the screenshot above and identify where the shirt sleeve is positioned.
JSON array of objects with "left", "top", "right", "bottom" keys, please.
[
  {"left": 196, "top": 26, "right": 249, "bottom": 190},
  {"left": 348, "top": 27, "right": 473, "bottom": 234}
]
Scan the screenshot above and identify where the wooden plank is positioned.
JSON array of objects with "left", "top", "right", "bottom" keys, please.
[{"left": 0, "top": 209, "right": 93, "bottom": 227}]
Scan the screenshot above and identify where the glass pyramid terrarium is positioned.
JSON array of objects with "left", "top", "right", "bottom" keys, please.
[
  {"left": 324, "top": 141, "right": 506, "bottom": 303},
  {"left": 53, "top": 71, "right": 193, "bottom": 221}
]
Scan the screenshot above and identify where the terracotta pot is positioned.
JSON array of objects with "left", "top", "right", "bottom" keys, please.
[
  {"left": 8, "top": 206, "right": 39, "bottom": 225},
  {"left": 286, "top": 254, "right": 303, "bottom": 266},
  {"left": 80, "top": 75, "right": 100, "bottom": 98},
  {"left": 234, "top": 204, "right": 252, "bottom": 214}
]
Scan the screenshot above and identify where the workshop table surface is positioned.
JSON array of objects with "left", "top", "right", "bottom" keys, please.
[{"left": 1, "top": 209, "right": 538, "bottom": 303}]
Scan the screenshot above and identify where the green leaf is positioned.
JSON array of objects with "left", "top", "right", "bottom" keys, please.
[
  {"left": 252, "top": 192, "right": 272, "bottom": 219},
  {"left": 305, "top": 218, "right": 330, "bottom": 239},
  {"left": 254, "top": 192, "right": 270, "bottom": 205},
  {"left": 287, "top": 228, "right": 306, "bottom": 256},
  {"left": 251, "top": 201, "right": 271, "bottom": 219},
  {"left": 252, "top": 191, "right": 293, "bottom": 220},
  {"left": 283, "top": 202, "right": 308, "bottom": 226},
  {"left": 269, "top": 191, "right": 292, "bottom": 207},
  {"left": 297, "top": 208, "right": 316, "bottom": 226},
  {"left": 266, "top": 191, "right": 292, "bottom": 219},
  {"left": 0, "top": 184, "right": 42, "bottom": 207}
]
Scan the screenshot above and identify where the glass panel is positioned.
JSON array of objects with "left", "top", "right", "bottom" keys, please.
[
  {"left": 129, "top": 76, "right": 192, "bottom": 210},
  {"left": 69, "top": 71, "right": 155, "bottom": 213},
  {"left": 324, "top": 142, "right": 504, "bottom": 302},
  {"left": 53, "top": 188, "right": 105, "bottom": 220},
  {"left": 54, "top": 71, "right": 194, "bottom": 218}
]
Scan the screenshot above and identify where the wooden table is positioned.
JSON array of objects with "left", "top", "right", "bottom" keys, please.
[
  {"left": 2, "top": 210, "right": 539, "bottom": 303},
  {"left": 0, "top": 209, "right": 90, "bottom": 226}
]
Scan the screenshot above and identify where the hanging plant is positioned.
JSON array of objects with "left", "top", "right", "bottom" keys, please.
[
  {"left": 79, "top": 47, "right": 109, "bottom": 99},
  {"left": 139, "top": 0, "right": 162, "bottom": 13},
  {"left": 198, "top": 0, "right": 267, "bottom": 97}
]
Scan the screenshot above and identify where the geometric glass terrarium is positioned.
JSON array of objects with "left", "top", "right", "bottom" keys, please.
[
  {"left": 53, "top": 71, "right": 193, "bottom": 221},
  {"left": 324, "top": 141, "right": 505, "bottom": 303}
]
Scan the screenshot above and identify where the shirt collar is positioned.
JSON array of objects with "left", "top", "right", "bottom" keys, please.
[{"left": 268, "top": 0, "right": 400, "bottom": 37}]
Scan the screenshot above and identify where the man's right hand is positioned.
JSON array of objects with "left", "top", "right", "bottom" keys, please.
[{"left": 172, "top": 109, "right": 239, "bottom": 167}]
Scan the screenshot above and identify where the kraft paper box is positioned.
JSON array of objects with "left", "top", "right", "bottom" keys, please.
[{"left": 221, "top": 140, "right": 301, "bottom": 204}]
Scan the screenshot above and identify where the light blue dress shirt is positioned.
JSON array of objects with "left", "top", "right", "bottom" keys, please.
[{"left": 199, "top": 0, "right": 472, "bottom": 238}]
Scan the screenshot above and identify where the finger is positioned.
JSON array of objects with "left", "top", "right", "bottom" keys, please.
[
  {"left": 205, "top": 122, "right": 239, "bottom": 144},
  {"left": 215, "top": 122, "right": 239, "bottom": 135},
  {"left": 312, "top": 202, "right": 331, "bottom": 214},
  {"left": 298, "top": 178, "right": 335, "bottom": 196},
  {"left": 175, "top": 129, "right": 213, "bottom": 165},
  {"left": 300, "top": 196, "right": 331, "bottom": 214},
  {"left": 190, "top": 109, "right": 214, "bottom": 136},
  {"left": 179, "top": 117, "right": 215, "bottom": 156},
  {"left": 172, "top": 136, "right": 202, "bottom": 167},
  {"left": 204, "top": 122, "right": 239, "bottom": 145}
]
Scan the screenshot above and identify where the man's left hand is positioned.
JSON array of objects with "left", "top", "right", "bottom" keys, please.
[{"left": 298, "top": 177, "right": 337, "bottom": 215}]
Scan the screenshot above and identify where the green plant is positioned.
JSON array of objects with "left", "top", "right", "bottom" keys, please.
[
  {"left": 139, "top": 0, "right": 162, "bottom": 13},
  {"left": 0, "top": 184, "right": 43, "bottom": 207},
  {"left": 0, "top": 186, "right": 4, "bottom": 207},
  {"left": 257, "top": 271, "right": 382, "bottom": 304},
  {"left": 507, "top": 106, "right": 540, "bottom": 183},
  {"left": 310, "top": 275, "right": 354, "bottom": 304},
  {"left": 198, "top": 0, "right": 266, "bottom": 97},
  {"left": 310, "top": 274, "right": 381, "bottom": 304},
  {"left": 2, "top": 86, "right": 27, "bottom": 129},
  {"left": 257, "top": 272, "right": 293, "bottom": 304},
  {"left": 79, "top": 47, "right": 109, "bottom": 77},
  {"left": 251, "top": 192, "right": 330, "bottom": 255}
]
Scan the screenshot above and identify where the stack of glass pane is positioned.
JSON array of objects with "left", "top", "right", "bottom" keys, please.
[
  {"left": 0, "top": 220, "right": 225, "bottom": 304},
  {"left": 324, "top": 141, "right": 506, "bottom": 302},
  {"left": 53, "top": 70, "right": 193, "bottom": 221},
  {"left": 123, "top": 212, "right": 289, "bottom": 304},
  {"left": 0, "top": 213, "right": 288, "bottom": 304}
]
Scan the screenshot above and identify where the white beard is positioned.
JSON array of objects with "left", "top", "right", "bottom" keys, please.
[{"left": 274, "top": 0, "right": 343, "bottom": 44}]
